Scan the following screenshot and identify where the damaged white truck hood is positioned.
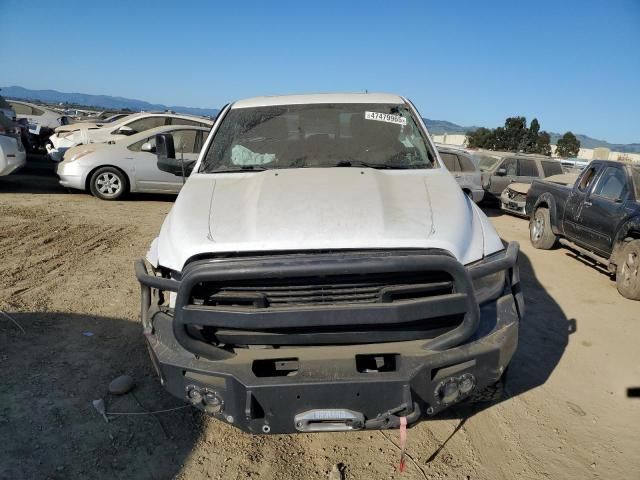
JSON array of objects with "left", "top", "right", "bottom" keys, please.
[{"left": 150, "top": 168, "right": 503, "bottom": 272}]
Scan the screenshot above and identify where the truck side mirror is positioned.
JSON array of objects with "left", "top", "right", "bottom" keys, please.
[
  {"left": 496, "top": 168, "right": 507, "bottom": 176},
  {"left": 140, "top": 141, "right": 156, "bottom": 153},
  {"left": 156, "top": 133, "right": 180, "bottom": 175},
  {"left": 156, "top": 133, "right": 195, "bottom": 178}
]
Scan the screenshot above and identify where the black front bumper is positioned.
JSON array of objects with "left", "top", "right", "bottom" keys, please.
[{"left": 135, "top": 244, "right": 523, "bottom": 434}]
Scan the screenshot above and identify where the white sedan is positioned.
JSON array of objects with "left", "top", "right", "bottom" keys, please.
[
  {"left": 47, "top": 111, "right": 213, "bottom": 161},
  {"left": 56, "top": 125, "right": 210, "bottom": 200}
]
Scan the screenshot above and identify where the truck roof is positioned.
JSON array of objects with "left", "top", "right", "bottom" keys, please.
[{"left": 232, "top": 93, "right": 405, "bottom": 109}]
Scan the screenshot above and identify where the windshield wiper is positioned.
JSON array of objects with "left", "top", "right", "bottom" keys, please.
[
  {"left": 328, "top": 160, "right": 423, "bottom": 170},
  {"left": 209, "top": 165, "right": 268, "bottom": 173}
]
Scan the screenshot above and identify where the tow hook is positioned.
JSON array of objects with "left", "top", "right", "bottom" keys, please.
[{"left": 364, "top": 402, "right": 421, "bottom": 429}]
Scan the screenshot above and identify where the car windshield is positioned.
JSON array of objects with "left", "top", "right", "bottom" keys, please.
[
  {"left": 201, "top": 103, "right": 435, "bottom": 172},
  {"left": 477, "top": 154, "right": 502, "bottom": 172},
  {"left": 630, "top": 165, "right": 640, "bottom": 200}
]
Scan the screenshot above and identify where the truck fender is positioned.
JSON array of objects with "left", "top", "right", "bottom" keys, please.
[
  {"left": 610, "top": 216, "right": 640, "bottom": 271},
  {"left": 532, "top": 193, "right": 559, "bottom": 233}
]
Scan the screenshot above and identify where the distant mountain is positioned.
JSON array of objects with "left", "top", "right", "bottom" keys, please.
[
  {"left": 423, "top": 119, "right": 481, "bottom": 135},
  {"left": 0, "top": 86, "right": 219, "bottom": 118},
  {"left": 3, "top": 86, "right": 637, "bottom": 153}
]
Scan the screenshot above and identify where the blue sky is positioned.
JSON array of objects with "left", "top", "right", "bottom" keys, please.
[{"left": 1, "top": 0, "right": 638, "bottom": 143}]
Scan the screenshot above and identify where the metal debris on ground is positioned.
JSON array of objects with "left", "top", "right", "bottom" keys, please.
[{"left": 109, "top": 375, "right": 135, "bottom": 395}]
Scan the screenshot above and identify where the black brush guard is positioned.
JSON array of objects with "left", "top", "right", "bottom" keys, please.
[{"left": 134, "top": 244, "right": 522, "bottom": 434}]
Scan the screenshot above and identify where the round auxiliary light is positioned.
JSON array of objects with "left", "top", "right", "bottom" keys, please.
[
  {"left": 459, "top": 373, "right": 476, "bottom": 395},
  {"left": 437, "top": 378, "right": 461, "bottom": 405},
  {"left": 203, "top": 391, "right": 224, "bottom": 413},
  {"left": 187, "top": 386, "right": 202, "bottom": 405}
]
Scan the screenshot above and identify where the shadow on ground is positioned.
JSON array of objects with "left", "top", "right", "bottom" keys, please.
[
  {"left": 438, "top": 250, "right": 573, "bottom": 423},
  {"left": 0, "top": 153, "right": 176, "bottom": 202},
  {"left": 0, "top": 312, "right": 204, "bottom": 480}
]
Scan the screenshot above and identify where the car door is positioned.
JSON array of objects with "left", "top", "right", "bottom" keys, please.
[
  {"left": 578, "top": 165, "right": 630, "bottom": 255},
  {"left": 131, "top": 129, "right": 201, "bottom": 193},
  {"left": 515, "top": 158, "right": 541, "bottom": 184},
  {"left": 563, "top": 163, "right": 602, "bottom": 242},
  {"left": 489, "top": 157, "right": 517, "bottom": 195},
  {"left": 439, "top": 152, "right": 463, "bottom": 185}
]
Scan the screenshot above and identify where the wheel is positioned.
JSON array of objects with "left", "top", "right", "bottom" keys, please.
[
  {"left": 616, "top": 239, "right": 640, "bottom": 300},
  {"left": 89, "top": 167, "right": 128, "bottom": 200},
  {"left": 530, "top": 207, "right": 556, "bottom": 249}
]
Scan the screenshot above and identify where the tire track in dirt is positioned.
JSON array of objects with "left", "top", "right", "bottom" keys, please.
[{"left": 0, "top": 204, "right": 137, "bottom": 312}]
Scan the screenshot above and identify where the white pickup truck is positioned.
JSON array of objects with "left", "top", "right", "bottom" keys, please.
[{"left": 135, "top": 93, "right": 524, "bottom": 434}]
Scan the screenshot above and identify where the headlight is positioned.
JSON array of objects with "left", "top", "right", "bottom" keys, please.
[{"left": 472, "top": 270, "right": 505, "bottom": 304}]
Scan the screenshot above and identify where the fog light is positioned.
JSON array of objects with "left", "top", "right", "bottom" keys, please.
[
  {"left": 438, "top": 379, "right": 461, "bottom": 405},
  {"left": 203, "top": 391, "right": 224, "bottom": 414},
  {"left": 187, "top": 386, "right": 202, "bottom": 405},
  {"left": 459, "top": 373, "right": 476, "bottom": 395},
  {"left": 435, "top": 373, "right": 477, "bottom": 405}
]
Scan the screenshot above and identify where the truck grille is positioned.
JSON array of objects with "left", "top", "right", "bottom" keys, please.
[{"left": 191, "top": 272, "right": 454, "bottom": 309}]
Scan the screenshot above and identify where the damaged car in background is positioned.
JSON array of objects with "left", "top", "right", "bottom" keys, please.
[
  {"left": 135, "top": 93, "right": 524, "bottom": 435},
  {"left": 46, "top": 111, "right": 212, "bottom": 161},
  {"left": 528, "top": 160, "right": 640, "bottom": 300},
  {"left": 436, "top": 144, "right": 484, "bottom": 203},
  {"left": 57, "top": 124, "right": 212, "bottom": 200},
  {"left": 479, "top": 152, "right": 564, "bottom": 203},
  {"left": 7, "top": 99, "right": 69, "bottom": 152},
  {"left": 501, "top": 173, "right": 578, "bottom": 217},
  {"left": 0, "top": 111, "right": 26, "bottom": 176}
]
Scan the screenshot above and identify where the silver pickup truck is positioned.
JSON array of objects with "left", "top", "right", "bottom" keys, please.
[{"left": 135, "top": 93, "right": 524, "bottom": 434}]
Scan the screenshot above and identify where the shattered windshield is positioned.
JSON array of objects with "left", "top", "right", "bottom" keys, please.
[
  {"left": 477, "top": 154, "right": 502, "bottom": 172},
  {"left": 201, "top": 103, "right": 436, "bottom": 172}
]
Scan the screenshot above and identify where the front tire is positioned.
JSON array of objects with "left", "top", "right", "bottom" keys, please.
[
  {"left": 616, "top": 239, "right": 640, "bottom": 300},
  {"left": 89, "top": 167, "right": 128, "bottom": 201},
  {"left": 530, "top": 207, "right": 556, "bottom": 249}
]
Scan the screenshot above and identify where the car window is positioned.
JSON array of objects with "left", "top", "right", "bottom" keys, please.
[
  {"left": 172, "top": 129, "right": 199, "bottom": 154},
  {"left": 541, "top": 160, "right": 563, "bottom": 177},
  {"left": 169, "top": 118, "right": 209, "bottom": 128},
  {"left": 518, "top": 158, "right": 539, "bottom": 177},
  {"left": 439, "top": 152, "right": 461, "bottom": 172},
  {"left": 500, "top": 158, "right": 517, "bottom": 176},
  {"left": 578, "top": 166, "right": 598, "bottom": 192},
  {"left": 128, "top": 135, "right": 155, "bottom": 152},
  {"left": 457, "top": 153, "right": 476, "bottom": 172},
  {"left": 478, "top": 155, "right": 502, "bottom": 172},
  {"left": 124, "top": 116, "right": 168, "bottom": 134},
  {"left": 592, "top": 166, "right": 627, "bottom": 201}
]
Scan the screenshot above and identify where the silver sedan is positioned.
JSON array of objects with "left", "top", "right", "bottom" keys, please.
[{"left": 56, "top": 125, "right": 210, "bottom": 200}]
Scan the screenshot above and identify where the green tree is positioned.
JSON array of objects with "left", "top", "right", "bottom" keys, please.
[
  {"left": 536, "top": 131, "right": 552, "bottom": 156},
  {"left": 523, "top": 118, "right": 540, "bottom": 153},
  {"left": 555, "top": 131, "right": 581, "bottom": 158},
  {"left": 503, "top": 116, "right": 528, "bottom": 151},
  {"left": 466, "top": 127, "right": 495, "bottom": 149}
]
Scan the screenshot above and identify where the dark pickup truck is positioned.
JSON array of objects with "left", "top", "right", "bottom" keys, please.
[{"left": 526, "top": 160, "right": 640, "bottom": 300}]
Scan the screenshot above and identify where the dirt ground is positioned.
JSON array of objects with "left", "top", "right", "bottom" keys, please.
[{"left": 1, "top": 156, "right": 639, "bottom": 480}]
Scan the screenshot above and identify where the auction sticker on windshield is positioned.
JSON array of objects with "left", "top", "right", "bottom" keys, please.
[{"left": 365, "top": 111, "right": 407, "bottom": 126}]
